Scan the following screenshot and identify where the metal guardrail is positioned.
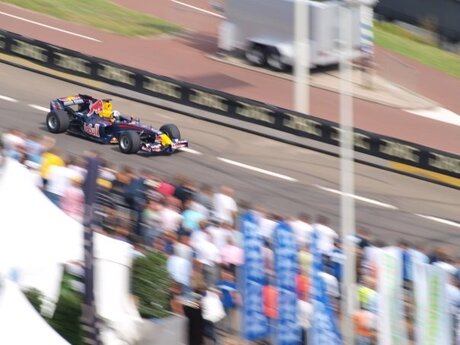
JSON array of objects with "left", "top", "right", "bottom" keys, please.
[{"left": 0, "top": 29, "right": 458, "bottom": 180}]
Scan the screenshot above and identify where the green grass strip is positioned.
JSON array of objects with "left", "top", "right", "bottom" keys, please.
[
  {"left": 2, "top": 0, "right": 181, "bottom": 37},
  {"left": 375, "top": 22, "right": 460, "bottom": 79}
]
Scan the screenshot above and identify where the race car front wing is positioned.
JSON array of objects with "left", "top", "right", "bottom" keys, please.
[{"left": 141, "top": 140, "right": 188, "bottom": 153}]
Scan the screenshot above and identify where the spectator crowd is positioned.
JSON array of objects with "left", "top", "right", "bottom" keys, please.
[{"left": 1, "top": 128, "right": 459, "bottom": 345}]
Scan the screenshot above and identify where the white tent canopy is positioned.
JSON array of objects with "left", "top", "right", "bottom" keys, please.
[
  {"left": 0, "top": 278, "right": 70, "bottom": 345},
  {"left": 0, "top": 159, "right": 142, "bottom": 344},
  {"left": 0, "top": 159, "right": 83, "bottom": 303}
]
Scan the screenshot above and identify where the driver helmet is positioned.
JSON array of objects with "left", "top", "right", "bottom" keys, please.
[{"left": 112, "top": 110, "right": 121, "bottom": 120}]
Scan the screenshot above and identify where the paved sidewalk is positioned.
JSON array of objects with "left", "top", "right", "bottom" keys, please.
[{"left": 209, "top": 54, "right": 436, "bottom": 110}]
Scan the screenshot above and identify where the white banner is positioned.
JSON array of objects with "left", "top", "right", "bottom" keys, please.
[
  {"left": 413, "top": 263, "right": 451, "bottom": 345},
  {"left": 377, "top": 248, "right": 407, "bottom": 345},
  {"left": 360, "top": 5, "right": 374, "bottom": 58}
]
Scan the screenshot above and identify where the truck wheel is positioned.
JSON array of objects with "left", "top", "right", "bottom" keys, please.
[
  {"left": 46, "top": 110, "right": 70, "bottom": 133},
  {"left": 245, "top": 43, "right": 266, "bottom": 67},
  {"left": 267, "top": 47, "right": 286, "bottom": 71},
  {"left": 160, "top": 124, "right": 181, "bottom": 140},
  {"left": 119, "top": 131, "right": 141, "bottom": 154}
]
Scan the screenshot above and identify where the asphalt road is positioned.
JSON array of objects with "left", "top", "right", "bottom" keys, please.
[{"left": 1, "top": 63, "right": 459, "bottom": 254}]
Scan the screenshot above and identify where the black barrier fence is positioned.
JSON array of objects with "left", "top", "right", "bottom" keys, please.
[{"left": 0, "top": 29, "right": 459, "bottom": 179}]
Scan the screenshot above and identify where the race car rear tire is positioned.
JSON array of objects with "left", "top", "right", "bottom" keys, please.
[
  {"left": 46, "top": 110, "right": 70, "bottom": 133},
  {"left": 119, "top": 131, "right": 141, "bottom": 154},
  {"left": 159, "top": 124, "right": 181, "bottom": 140}
]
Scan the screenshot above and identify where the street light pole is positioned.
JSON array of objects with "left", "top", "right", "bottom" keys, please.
[
  {"left": 339, "top": 3, "right": 356, "bottom": 345},
  {"left": 294, "top": 0, "right": 309, "bottom": 114}
]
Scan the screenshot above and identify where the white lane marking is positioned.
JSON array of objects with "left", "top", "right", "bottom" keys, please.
[
  {"left": 315, "top": 185, "right": 398, "bottom": 209},
  {"left": 28, "top": 104, "right": 49, "bottom": 112},
  {"left": 156, "top": 113, "right": 172, "bottom": 120},
  {"left": 0, "top": 95, "right": 18, "bottom": 103},
  {"left": 179, "top": 147, "right": 202, "bottom": 155},
  {"left": 217, "top": 157, "right": 298, "bottom": 182},
  {"left": 404, "top": 107, "right": 460, "bottom": 126},
  {"left": 415, "top": 214, "right": 460, "bottom": 228},
  {"left": 171, "top": 0, "right": 224, "bottom": 18},
  {"left": 0, "top": 10, "right": 101, "bottom": 42}
]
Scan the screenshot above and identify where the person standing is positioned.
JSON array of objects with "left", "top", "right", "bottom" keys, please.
[
  {"left": 358, "top": 276, "right": 378, "bottom": 314},
  {"left": 221, "top": 237, "right": 244, "bottom": 276},
  {"left": 216, "top": 269, "right": 240, "bottom": 335},
  {"left": 312, "top": 215, "right": 338, "bottom": 257},
  {"left": 125, "top": 169, "right": 149, "bottom": 236},
  {"left": 161, "top": 196, "right": 183, "bottom": 233},
  {"left": 213, "top": 186, "right": 238, "bottom": 226},
  {"left": 290, "top": 213, "right": 313, "bottom": 249},
  {"left": 45, "top": 157, "right": 79, "bottom": 206},
  {"left": 262, "top": 275, "right": 278, "bottom": 344},
  {"left": 182, "top": 199, "right": 206, "bottom": 235},
  {"left": 329, "top": 240, "right": 345, "bottom": 288},
  {"left": 61, "top": 176, "right": 85, "bottom": 223},
  {"left": 353, "top": 303, "right": 377, "bottom": 345},
  {"left": 202, "top": 287, "right": 226, "bottom": 345},
  {"left": 183, "top": 289, "right": 206, "bottom": 345},
  {"left": 40, "top": 147, "right": 64, "bottom": 187},
  {"left": 196, "top": 231, "right": 221, "bottom": 287},
  {"left": 142, "top": 197, "right": 164, "bottom": 248},
  {"left": 298, "top": 289, "right": 312, "bottom": 345},
  {"left": 167, "top": 247, "right": 192, "bottom": 293},
  {"left": 207, "top": 220, "right": 231, "bottom": 252}
]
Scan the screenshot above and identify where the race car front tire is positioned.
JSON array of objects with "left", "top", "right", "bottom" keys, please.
[
  {"left": 46, "top": 110, "right": 70, "bottom": 133},
  {"left": 119, "top": 131, "right": 141, "bottom": 154},
  {"left": 159, "top": 124, "right": 181, "bottom": 140}
]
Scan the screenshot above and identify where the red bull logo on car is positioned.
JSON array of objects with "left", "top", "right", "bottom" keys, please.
[
  {"left": 88, "top": 99, "right": 103, "bottom": 116},
  {"left": 84, "top": 123, "right": 101, "bottom": 137}
]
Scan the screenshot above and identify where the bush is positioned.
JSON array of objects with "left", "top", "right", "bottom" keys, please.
[
  {"left": 23, "top": 287, "right": 43, "bottom": 313},
  {"left": 132, "top": 251, "right": 172, "bottom": 319}
]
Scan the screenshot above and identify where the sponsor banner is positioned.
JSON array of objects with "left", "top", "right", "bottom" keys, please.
[
  {"left": 0, "top": 29, "right": 458, "bottom": 181},
  {"left": 428, "top": 152, "right": 460, "bottom": 176},
  {"left": 310, "top": 228, "right": 342, "bottom": 345},
  {"left": 377, "top": 247, "right": 407, "bottom": 345},
  {"left": 273, "top": 222, "right": 300, "bottom": 345},
  {"left": 240, "top": 212, "right": 269, "bottom": 341},
  {"left": 283, "top": 112, "right": 324, "bottom": 139},
  {"left": 413, "top": 263, "right": 450, "bottom": 345},
  {"left": 142, "top": 75, "right": 182, "bottom": 100},
  {"left": 53, "top": 50, "right": 92, "bottom": 76},
  {"left": 234, "top": 100, "right": 277, "bottom": 125},
  {"left": 189, "top": 88, "right": 229, "bottom": 113},
  {"left": 360, "top": 5, "right": 374, "bottom": 59},
  {"left": 0, "top": 33, "right": 6, "bottom": 51},
  {"left": 10, "top": 38, "right": 49, "bottom": 63},
  {"left": 96, "top": 63, "right": 136, "bottom": 87}
]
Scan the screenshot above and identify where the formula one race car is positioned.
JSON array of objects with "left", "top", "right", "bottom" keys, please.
[{"left": 45, "top": 94, "right": 188, "bottom": 154}]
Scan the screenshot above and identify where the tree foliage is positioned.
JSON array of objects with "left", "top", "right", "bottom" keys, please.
[
  {"left": 23, "top": 287, "right": 43, "bottom": 313},
  {"left": 132, "top": 251, "right": 172, "bottom": 319},
  {"left": 49, "top": 272, "right": 83, "bottom": 345}
]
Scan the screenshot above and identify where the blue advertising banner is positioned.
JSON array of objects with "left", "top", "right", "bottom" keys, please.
[
  {"left": 310, "top": 228, "right": 343, "bottom": 345},
  {"left": 274, "top": 222, "right": 300, "bottom": 345},
  {"left": 241, "top": 212, "right": 269, "bottom": 341}
]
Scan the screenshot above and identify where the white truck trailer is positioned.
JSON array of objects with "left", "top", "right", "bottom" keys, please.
[{"left": 218, "top": 0, "right": 362, "bottom": 70}]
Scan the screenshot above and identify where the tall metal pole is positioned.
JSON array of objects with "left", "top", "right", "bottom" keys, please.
[
  {"left": 82, "top": 154, "right": 103, "bottom": 345},
  {"left": 294, "top": 0, "right": 309, "bottom": 114},
  {"left": 339, "top": 4, "right": 356, "bottom": 345}
]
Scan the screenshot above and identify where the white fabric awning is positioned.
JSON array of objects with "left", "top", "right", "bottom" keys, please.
[{"left": 0, "top": 278, "right": 70, "bottom": 345}]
